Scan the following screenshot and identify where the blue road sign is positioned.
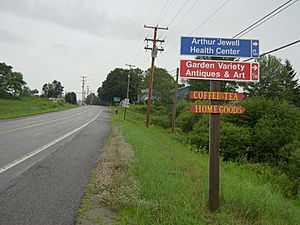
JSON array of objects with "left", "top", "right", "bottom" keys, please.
[{"left": 181, "top": 37, "right": 259, "bottom": 58}]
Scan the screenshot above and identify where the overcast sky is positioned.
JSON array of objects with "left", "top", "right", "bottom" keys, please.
[{"left": 1, "top": 0, "right": 299, "bottom": 99}]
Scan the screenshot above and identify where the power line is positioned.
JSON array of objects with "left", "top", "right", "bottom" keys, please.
[
  {"left": 133, "top": 0, "right": 170, "bottom": 69},
  {"left": 167, "top": 0, "right": 200, "bottom": 35},
  {"left": 131, "top": 0, "right": 160, "bottom": 67},
  {"left": 166, "top": 0, "right": 298, "bottom": 70},
  {"left": 233, "top": 0, "right": 298, "bottom": 38},
  {"left": 158, "top": 0, "right": 199, "bottom": 40},
  {"left": 135, "top": 54, "right": 149, "bottom": 67},
  {"left": 189, "top": 0, "right": 231, "bottom": 35},
  {"left": 146, "top": 0, "right": 159, "bottom": 22},
  {"left": 244, "top": 39, "right": 300, "bottom": 62},
  {"left": 162, "top": 0, "right": 231, "bottom": 57},
  {"left": 155, "top": 0, "right": 172, "bottom": 25},
  {"left": 167, "top": 0, "right": 191, "bottom": 27}
]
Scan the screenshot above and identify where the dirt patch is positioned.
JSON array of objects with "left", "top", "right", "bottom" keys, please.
[{"left": 76, "top": 126, "right": 137, "bottom": 225}]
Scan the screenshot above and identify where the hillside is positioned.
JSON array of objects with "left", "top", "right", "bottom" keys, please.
[{"left": 0, "top": 97, "right": 77, "bottom": 119}]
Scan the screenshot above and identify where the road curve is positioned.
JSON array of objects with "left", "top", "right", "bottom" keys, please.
[{"left": 0, "top": 106, "right": 111, "bottom": 225}]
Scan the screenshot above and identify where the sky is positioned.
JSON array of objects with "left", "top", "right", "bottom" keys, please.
[{"left": 0, "top": 0, "right": 299, "bottom": 100}]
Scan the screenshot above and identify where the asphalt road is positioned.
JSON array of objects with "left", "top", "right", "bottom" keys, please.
[{"left": 0, "top": 106, "right": 111, "bottom": 225}]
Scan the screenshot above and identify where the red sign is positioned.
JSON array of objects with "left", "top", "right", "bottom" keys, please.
[
  {"left": 190, "top": 91, "right": 245, "bottom": 101},
  {"left": 180, "top": 59, "right": 259, "bottom": 82},
  {"left": 190, "top": 104, "right": 245, "bottom": 114}
]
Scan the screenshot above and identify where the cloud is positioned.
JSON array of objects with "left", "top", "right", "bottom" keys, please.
[
  {"left": 0, "top": 28, "right": 31, "bottom": 43},
  {"left": 0, "top": 0, "right": 143, "bottom": 40}
]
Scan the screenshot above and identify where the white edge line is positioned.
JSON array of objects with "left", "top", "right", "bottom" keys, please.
[{"left": 0, "top": 111, "right": 103, "bottom": 174}]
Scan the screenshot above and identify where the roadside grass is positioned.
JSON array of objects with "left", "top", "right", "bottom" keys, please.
[
  {"left": 77, "top": 122, "right": 137, "bottom": 225},
  {"left": 0, "top": 97, "right": 77, "bottom": 119},
  {"left": 113, "top": 108, "right": 300, "bottom": 225},
  {"left": 77, "top": 107, "right": 300, "bottom": 224}
]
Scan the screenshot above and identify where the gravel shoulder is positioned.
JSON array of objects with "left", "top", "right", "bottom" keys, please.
[{"left": 76, "top": 124, "right": 137, "bottom": 225}]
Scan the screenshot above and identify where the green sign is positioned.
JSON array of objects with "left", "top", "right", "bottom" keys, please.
[{"left": 113, "top": 97, "right": 121, "bottom": 102}]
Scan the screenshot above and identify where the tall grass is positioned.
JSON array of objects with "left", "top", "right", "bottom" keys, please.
[
  {"left": 114, "top": 108, "right": 300, "bottom": 225},
  {"left": 0, "top": 97, "right": 76, "bottom": 119}
]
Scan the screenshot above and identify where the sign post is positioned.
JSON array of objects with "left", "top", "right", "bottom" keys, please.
[
  {"left": 209, "top": 80, "right": 220, "bottom": 212},
  {"left": 180, "top": 36, "right": 260, "bottom": 212},
  {"left": 121, "top": 98, "right": 130, "bottom": 108}
]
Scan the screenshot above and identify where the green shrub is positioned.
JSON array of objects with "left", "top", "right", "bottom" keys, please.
[
  {"left": 224, "top": 97, "right": 274, "bottom": 128},
  {"left": 225, "top": 97, "right": 300, "bottom": 166},
  {"left": 175, "top": 101, "right": 189, "bottom": 117},
  {"left": 151, "top": 115, "right": 171, "bottom": 129},
  {"left": 176, "top": 110, "right": 200, "bottom": 132},
  {"left": 188, "top": 116, "right": 209, "bottom": 152},
  {"left": 287, "top": 149, "right": 300, "bottom": 179},
  {"left": 251, "top": 102, "right": 300, "bottom": 165},
  {"left": 167, "top": 128, "right": 189, "bottom": 144},
  {"left": 220, "top": 122, "right": 251, "bottom": 161},
  {"left": 284, "top": 149, "right": 300, "bottom": 198},
  {"left": 130, "top": 104, "right": 147, "bottom": 114},
  {"left": 243, "top": 163, "right": 299, "bottom": 198},
  {"left": 56, "top": 98, "right": 65, "bottom": 106}
]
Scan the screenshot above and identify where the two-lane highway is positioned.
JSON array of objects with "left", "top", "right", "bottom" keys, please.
[{"left": 0, "top": 106, "right": 111, "bottom": 225}]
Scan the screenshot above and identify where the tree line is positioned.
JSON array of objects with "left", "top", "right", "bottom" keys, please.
[
  {"left": 97, "top": 67, "right": 176, "bottom": 105},
  {"left": 0, "top": 62, "right": 99, "bottom": 105}
]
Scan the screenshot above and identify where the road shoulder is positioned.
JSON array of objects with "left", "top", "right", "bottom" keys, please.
[{"left": 76, "top": 124, "right": 137, "bottom": 225}]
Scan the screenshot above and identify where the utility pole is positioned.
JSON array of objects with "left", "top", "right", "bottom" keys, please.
[
  {"left": 144, "top": 25, "right": 168, "bottom": 128},
  {"left": 80, "top": 76, "right": 87, "bottom": 105},
  {"left": 124, "top": 64, "right": 135, "bottom": 120},
  {"left": 86, "top": 86, "right": 90, "bottom": 105},
  {"left": 171, "top": 68, "right": 179, "bottom": 132},
  {"left": 87, "top": 86, "right": 90, "bottom": 96}
]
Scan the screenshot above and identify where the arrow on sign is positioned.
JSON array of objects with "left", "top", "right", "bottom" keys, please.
[
  {"left": 252, "top": 64, "right": 258, "bottom": 71},
  {"left": 189, "top": 91, "right": 245, "bottom": 101},
  {"left": 252, "top": 41, "right": 259, "bottom": 47},
  {"left": 190, "top": 105, "right": 245, "bottom": 114}
]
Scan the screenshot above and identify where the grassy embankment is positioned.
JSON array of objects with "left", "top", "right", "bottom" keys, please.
[
  {"left": 78, "top": 108, "right": 300, "bottom": 225},
  {"left": 0, "top": 97, "right": 77, "bottom": 119}
]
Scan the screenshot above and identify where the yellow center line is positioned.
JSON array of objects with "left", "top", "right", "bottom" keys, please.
[{"left": 0, "top": 107, "right": 95, "bottom": 135}]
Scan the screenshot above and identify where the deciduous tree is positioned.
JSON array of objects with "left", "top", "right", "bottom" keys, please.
[
  {"left": 85, "top": 93, "right": 99, "bottom": 105},
  {"left": 65, "top": 92, "right": 77, "bottom": 104},
  {"left": 240, "top": 55, "right": 300, "bottom": 107},
  {"left": 143, "top": 67, "right": 175, "bottom": 104},
  {"left": 0, "top": 62, "right": 26, "bottom": 98},
  {"left": 42, "top": 80, "right": 64, "bottom": 98},
  {"left": 98, "top": 68, "right": 143, "bottom": 105}
]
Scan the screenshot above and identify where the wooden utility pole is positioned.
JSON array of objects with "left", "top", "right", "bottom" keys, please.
[
  {"left": 171, "top": 68, "right": 179, "bottom": 132},
  {"left": 124, "top": 64, "right": 135, "bottom": 120},
  {"left": 80, "top": 76, "right": 87, "bottom": 105},
  {"left": 87, "top": 86, "right": 90, "bottom": 96},
  {"left": 144, "top": 25, "right": 168, "bottom": 128}
]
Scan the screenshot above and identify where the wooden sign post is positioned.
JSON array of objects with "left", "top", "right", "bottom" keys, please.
[
  {"left": 180, "top": 35, "right": 259, "bottom": 212},
  {"left": 209, "top": 80, "right": 220, "bottom": 211}
]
